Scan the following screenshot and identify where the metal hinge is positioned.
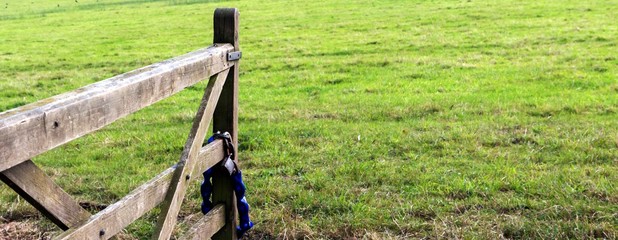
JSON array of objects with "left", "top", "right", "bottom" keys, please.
[{"left": 227, "top": 51, "right": 242, "bottom": 61}]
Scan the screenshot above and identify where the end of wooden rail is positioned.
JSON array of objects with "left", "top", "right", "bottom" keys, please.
[{"left": 180, "top": 204, "right": 226, "bottom": 240}]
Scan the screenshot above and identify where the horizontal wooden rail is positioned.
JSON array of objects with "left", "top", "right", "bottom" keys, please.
[
  {"left": 0, "top": 43, "right": 235, "bottom": 172},
  {"left": 180, "top": 204, "right": 226, "bottom": 240},
  {"left": 54, "top": 140, "right": 225, "bottom": 240}
]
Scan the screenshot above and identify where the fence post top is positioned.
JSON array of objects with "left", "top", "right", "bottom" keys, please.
[
  {"left": 214, "top": 8, "right": 239, "bottom": 15},
  {"left": 213, "top": 8, "right": 239, "bottom": 50}
]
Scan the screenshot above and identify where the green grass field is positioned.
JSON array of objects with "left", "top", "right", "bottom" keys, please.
[{"left": 1, "top": 0, "right": 617, "bottom": 239}]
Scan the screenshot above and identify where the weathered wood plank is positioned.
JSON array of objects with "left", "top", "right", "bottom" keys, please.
[
  {"left": 179, "top": 205, "right": 226, "bottom": 240},
  {"left": 191, "top": 141, "right": 224, "bottom": 181},
  {"left": 0, "top": 44, "right": 235, "bottom": 172},
  {"left": 212, "top": 8, "right": 240, "bottom": 240},
  {"left": 0, "top": 160, "right": 91, "bottom": 230},
  {"left": 152, "top": 68, "right": 230, "bottom": 240},
  {"left": 54, "top": 140, "right": 225, "bottom": 240}
]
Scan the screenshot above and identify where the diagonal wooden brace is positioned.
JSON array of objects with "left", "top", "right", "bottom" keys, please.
[
  {"left": 151, "top": 68, "right": 230, "bottom": 240},
  {"left": 0, "top": 160, "right": 91, "bottom": 230}
]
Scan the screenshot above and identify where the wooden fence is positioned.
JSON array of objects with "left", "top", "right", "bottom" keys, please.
[{"left": 0, "top": 8, "right": 242, "bottom": 240}]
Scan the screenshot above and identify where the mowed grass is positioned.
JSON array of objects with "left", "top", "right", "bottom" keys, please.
[{"left": 1, "top": 0, "right": 617, "bottom": 239}]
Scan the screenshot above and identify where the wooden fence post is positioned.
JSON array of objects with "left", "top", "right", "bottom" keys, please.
[{"left": 211, "top": 8, "right": 240, "bottom": 240}]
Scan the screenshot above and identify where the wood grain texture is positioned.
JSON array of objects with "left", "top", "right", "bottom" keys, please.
[
  {"left": 212, "top": 8, "right": 240, "bottom": 240},
  {"left": 179, "top": 205, "right": 226, "bottom": 240},
  {"left": 0, "top": 160, "right": 91, "bottom": 230},
  {"left": 213, "top": 8, "right": 240, "bottom": 155},
  {"left": 54, "top": 140, "right": 225, "bottom": 240},
  {"left": 0, "top": 44, "right": 234, "bottom": 172},
  {"left": 152, "top": 68, "right": 230, "bottom": 240}
]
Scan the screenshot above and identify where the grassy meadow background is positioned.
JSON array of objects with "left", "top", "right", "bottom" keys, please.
[{"left": 1, "top": 0, "right": 617, "bottom": 239}]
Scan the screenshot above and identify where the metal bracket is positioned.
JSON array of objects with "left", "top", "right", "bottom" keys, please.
[{"left": 227, "top": 51, "right": 242, "bottom": 61}]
